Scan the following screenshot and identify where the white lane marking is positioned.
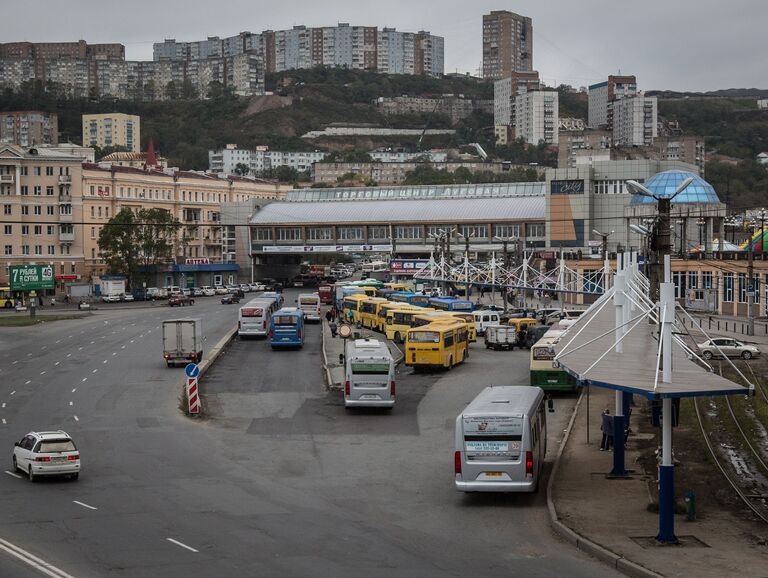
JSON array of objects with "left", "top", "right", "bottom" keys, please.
[
  {"left": 81, "top": 378, "right": 87, "bottom": 382},
  {"left": 103, "top": 359, "right": 108, "bottom": 364},
  {"left": 92, "top": 369, "right": 98, "bottom": 374},
  {"left": 26, "top": 353, "right": 32, "bottom": 357},
  {"left": 24, "top": 380, "right": 31, "bottom": 385},
  {"left": 0, "top": 536, "right": 76, "bottom": 578},
  {"left": 40, "top": 371, "right": 46, "bottom": 375},
  {"left": 10, "top": 391, "right": 15, "bottom": 395},
  {"left": 130, "top": 339, "right": 134, "bottom": 343},
  {"left": 4, "top": 471, "right": 22, "bottom": 479},
  {"left": 89, "top": 341, "right": 95, "bottom": 345},
  {"left": 54, "top": 361, "right": 60, "bottom": 366},
  {"left": 1, "top": 403, "right": 5, "bottom": 408},
  {"left": 68, "top": 335, "right": 73, "bottom": 339},
  {"left": 100, "top": 336, "right": 105, "bottom": 339},
  {"left": 12, "top": 361, "right": 17, "bottom": 364},
  {"left": 112, "top": 352, "right": 117, "bottom": 356},
  {"left": 78, "top": 347, "right": 83, "bottom": 351},
  {"left": 41, "top": 346, "right": 47, "bottom": 350},
  {"left": 1, "top": 419, "right": 5, "bottom": 425},
  {"left": 121, "top": 345, "right": 126, "bottom": 349},
  {"left": 73, "top": 415, "right": 79, "bottom": 422},
  {"left": 73, "top": 500, "right": 97, "bottom": 511},
  {"left": 66, "top": 353, "right": 72, "bottom": 357},
  {"left": 55, "top": 340, "right": 61, "bottom": 344},
  {"left": 69, "top": 401, "right": 73, "bottom": 406},
  {"left": 71, "top": 388, "right": 77, "bottom": 393},
  {"left": 166, "top": 538, "right": 199, "bottom": 553}
]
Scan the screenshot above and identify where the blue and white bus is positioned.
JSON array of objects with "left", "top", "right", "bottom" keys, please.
[
  {"left": 269, "top": 308, "right": 305, "bottom": 349},
  {"left": 428, "top": 297, "right": 474, "bottom": 312}
]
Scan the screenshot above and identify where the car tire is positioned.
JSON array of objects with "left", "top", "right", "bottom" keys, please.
[
  {"left": 702, "top": 350, "right": 713, "bottom": 361},
  {"left": 28, "top": 466, "right": 35, "bottom": 482},
  {"left": 742, "top": 351, "right": 753, "bottom": 360},
  {"left": 191, "top": 300, "right": 195, "bottom": 305},
  {"left": 12, "top": 455, "right": 17, "bottom": 472}
]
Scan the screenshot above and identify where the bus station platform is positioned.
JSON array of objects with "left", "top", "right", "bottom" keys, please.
[{"left": 550, "top": 384, "right": 768, "bottom": 577}]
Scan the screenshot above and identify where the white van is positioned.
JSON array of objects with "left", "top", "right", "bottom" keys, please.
[
  {"left": 238, "top": 298, "right": 277, "bottom": 338},
  {"left": 344, "top": 339, "right": 395, "bottom": 409},
  {"left": 297, "top": 292, "right": 322, "bottom": 322},
  {"left": 454, "top": 386, "right": 547, "bottom": 493},
  {"left": 473, "top": 310, "right": 501, "bottom": 336}
]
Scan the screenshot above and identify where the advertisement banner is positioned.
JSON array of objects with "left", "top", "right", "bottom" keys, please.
[
  {"left": 389, "top": 259, "right": 430, "bottom": 276},
  {"left": 9, "top": 264, "right": 55, "bottom": 291},
  {"left": 550, "top": 179, "right": 585, "bottom": 194},
  {"left": 261, "top": 245, "right": 393, "bottom": 254}
]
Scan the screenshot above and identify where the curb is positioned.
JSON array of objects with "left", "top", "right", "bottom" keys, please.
[
  {"left": 546, "top": 390, "right": 663, "bottom": 578},
  {"left": 182, "top": 324, "right": 238, "bottom": 417},
  {"left": 321, "top": 322, "right": 335, "bottom": 390}
]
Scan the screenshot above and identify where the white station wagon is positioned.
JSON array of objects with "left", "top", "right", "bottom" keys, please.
[{"left": 13, "top": 430, "right": 80, "bottom": 481}]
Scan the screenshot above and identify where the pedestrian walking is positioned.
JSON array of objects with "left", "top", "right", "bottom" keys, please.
[
  {"left": 325, "top": 310, "right": 333, "bottom": 324},
  {"left": 600, "top": 408, "right": 613, "bottom": 451},
  {"left": 480, "top": 286, "right": 485, "bottom": 299},
  {"left": 329, "top": 321, "right": 338, "bottom": 338},
  {"left": 330, "top": 305, "right": 338, "bottom": 322}
]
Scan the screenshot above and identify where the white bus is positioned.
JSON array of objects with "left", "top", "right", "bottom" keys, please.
[
  {"left": 238, "top": 298, "right": 278, "bottom": 338},
  {"left": 454, "top": 386, "right": 547, "bottom": 493},
  {"left": 297, "top": 292, "right": 322, "bottom": 322},
  {"left": 343, "top": 339, "right": 395, "bottom": 409},
  {"left": 362, "top": 260, "right": 388, "bottom": 273}
]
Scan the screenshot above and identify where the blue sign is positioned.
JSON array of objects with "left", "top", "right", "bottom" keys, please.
[{"left": 185, "top": 363, "right": 200, "bottom": 378}]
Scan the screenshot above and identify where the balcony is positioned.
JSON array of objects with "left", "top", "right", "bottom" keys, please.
[
  {"left": 0, "top": 174, "right": 15, "bottom": 185},
  {"left": 59, "top": 231, "right": 75, "bottom": 242},
  {"left": 58, "top": 175, "right": 72, "bottom": 185},
  {"left": 59, "top": 213, "right": 73, "bottom": 223}
]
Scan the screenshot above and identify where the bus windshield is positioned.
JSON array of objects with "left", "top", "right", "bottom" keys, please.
[
  {"left": 350, "top": 362, "right": 390, "bottom": 374},
  {"left": 409, "top": 331, "right": 440, "bottom": 343},
  {"left": 274, "top": 316, "right": 299, "bottom": 326}
]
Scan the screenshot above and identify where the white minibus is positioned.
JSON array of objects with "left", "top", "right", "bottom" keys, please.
[
  {"left": 455, "top": 386, "right": 547, "bottom": 493},
  {"left": 472, "top": 310, "right": 501, "bottom": 335},
  {"left": 297, "top": 292, "right": 322, "bottom": 322},
  {"left": 238, "top": 298, "right": 277, "bottom": 338},
  {"left": 343, "top": 339, "right": 395, "bottom": 409}
]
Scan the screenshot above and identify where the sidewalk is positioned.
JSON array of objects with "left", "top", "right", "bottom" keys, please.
[
  {"left": 550, "top": 385, "right": 768, "bottom": 577},
  {"left": 682, "top": 312, "right": 768, "bottom": 346},
  {"left": 321, "top": 320, "right": 403, "bottom": 390}
]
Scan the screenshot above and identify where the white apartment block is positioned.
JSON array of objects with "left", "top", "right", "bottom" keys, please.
[
  {"left": 588, "top": 75, "right": 637, "bottom": 129},
  {"left": 494, "top": 78, "right": 514, "bottom": 126},
  {"left": 514, "top": 90, "right": 559, "bottom": 146},
  {"left": 612, "top": 95, "right": 658, "bottom": 147},
  {"left": 208, "top": 145, "right": 327, "bottom": 176},
  {"left": 758, "top": 99, "right": 768, "bottom": 110}
]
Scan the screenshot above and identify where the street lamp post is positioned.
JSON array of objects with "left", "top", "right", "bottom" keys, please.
[
  {"left": 457, "top": 231, "right": 475, "bottom": 299},
  {"left": 747, "top": 219, "right": 756, "bottom": 336},
  {"left": 696, "top": 218, "right": 706, "bottom": 256},
  {"left": 493, "top": 235, "right": 515, "bottom": 314}
]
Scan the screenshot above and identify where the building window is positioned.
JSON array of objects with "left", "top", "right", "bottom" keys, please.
[
  {"left": 46, "top": 186, "right": 54, "bottom": 196},
  {"left": 34, "top": 225, "right": 42, "bottom": 235},
  {"left": 91, "top": 227, "right": 96, "bottom": 239},
  {"left": 98, "top": 207, "right": 102, "bottom": 218},
  {"left": 105, "top": 207, "right": 109, "bottom": 218},
  {"left": 91, "top": 248, "right": 96, "bottom": 259},
  {"left": 47, "top": 206, "right": 54, "bottom": 215},
  {"left": 47, "top": 245, "right": 55, "bottom": 255},
  {"left": 276, "top": 227, "right": 301, "bottom": 241},
  {"left": 3, "top": 204, "right": 10, "bottom": 215},
  {"left": 688, "top": 271, "right": 698, "bottom": 289},
  {"left": 337, "top": 227, "right": 363, "bottom": 241},
  {"left": 91, "top": 206, "right": 95, "bottom": 217},
  {"left": 307, "top": 227, "right": 332, "bottom": 241},
  {"left": 493, "top": 224, "right": 521, "bottom": 238},
  {"left": 254, "top": 228, "right": 272, "bottom": 241},
  {"left": 738, "top": 273, "right": 752, "bottom": 304},
  {"left": 46, "top": 166, "right": 53, "bottom": 176},
  {"left": 395, "top": 225, "right": 421, "bottom": 239},
  {"left": 672, "top": 271, "right": 684, "bottom": 299},
  {"left": 34, "top": 245, "right": 42, "bottom": 256},
  {"left": 527, "top": 223, "right": 546, "bottom": 238},
  {"left": 368, "top": 226, "right": 389, "bottom": 240},
  {"left": 33, "top": 206, "right": 41, "bottom": 215},
  {"left": 34, "top": 186, "right": 41, "bottom": 195},
  {"left": 4, "top": 245, "right": 11, "bottom": 255},
  {"left": 723, "top": 273, "right": 733, "bottom": 302},
  {"left": 21, "top": 225, "right": 28, "bottom": 235},
  {"left": 34, "top": 167, "right": 40, "bottom": 176},
  {"left": 21, "top": 245, "right": 29, "bottom": 255},
  {"left": 47, "top": 225, "right": 54, "bottom": 235},
  {"left": 458, "top": 225, "right": 487, "bottom": 239},
  {"left": 21, "top": 206, "right": 29, "bottom": 215},
  {"left": 20, "top": 186, "right": 28, "bottom": 195},
  {"left": 3, "top": 225, "right": 10, "bottom": 234}
]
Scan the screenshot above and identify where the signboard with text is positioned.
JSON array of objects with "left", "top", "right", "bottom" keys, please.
[
  {"left": 550, "top": 180, "right": 585, "bottom": 194},
  {"left": 9, "top": 265, "right": 55, "bottom": 291},
  {"left": 261, "top": 244, "right": 393, "bottom": 254},
  {"left": 389, "top": 259, "right": 430, "bottom": 276}
]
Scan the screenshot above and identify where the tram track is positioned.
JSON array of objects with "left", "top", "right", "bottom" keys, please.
[{"left": 693, "top": 362, "right": 768, "bottom": 524}]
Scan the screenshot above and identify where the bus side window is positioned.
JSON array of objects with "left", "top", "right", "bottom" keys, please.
[{"left": 444, "top": 333, "right": 454, "bottom": 347}]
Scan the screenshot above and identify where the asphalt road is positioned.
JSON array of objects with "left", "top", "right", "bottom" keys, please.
[{"left": 0, "top": 289, "right": 617, "bottom": 577}]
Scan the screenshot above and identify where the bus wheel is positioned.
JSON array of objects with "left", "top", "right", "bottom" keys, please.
[{"left": 3, "top": 301, "right": 11, "bottom": 308}]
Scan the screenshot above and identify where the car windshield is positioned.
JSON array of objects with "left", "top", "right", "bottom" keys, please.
[{"left": 39, "top": 440, "right": 76, "bottom": 453}]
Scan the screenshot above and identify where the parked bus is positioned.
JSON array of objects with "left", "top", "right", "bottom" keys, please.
[
  {"left": 529, "top": 332, "right": 578, "bottom": 392},
  {"left": 297, "top": 293, "right": 322, "bottom": 323},
  {"left": 318, "top": 284, "right": 334, "bottom": 305},
  {"left": 335, "top": 285, "right": 365, "bottom": 308},
  {"left": 454, "top": 386, "right": 547, "bottom": 493},
  {"left": 377, "top": 302, "right": 413, "bottom": 333},
  {"left": 0, "top": 285, "right": 17, "bottom": 308},
  {"left": 343, "top": 339, "right": 395, "bottom": 409},
  {"left": 238, "top": 297, "right": 277, "bottom": 338},
  {"left": 385, "top": 307, "right": 432, "bottom": 343},
  {"left": 341, "top": 293, "right": 369, "bottom": 324},
  {"left": 362, "top": 261, "right": 388, "bottom": 273},
  {"left": 405, "top": 321, "right": 469, "bottom": 370},
  {"left": 428, "top": 297, "right": 474, "bottom": 312},
  {"left": 358, "top": 297, "right": 390, "bottom": 330},
  {"left": 385, "top": 282, "right": 412, "bottom": 292},
  {"left": 389, "top": 291, "right": 416, "bottom": 305},
  {"left": 269, "top": 308, "right": 305, "bottom": 349}
]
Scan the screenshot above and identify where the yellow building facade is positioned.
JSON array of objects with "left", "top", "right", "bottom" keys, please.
[{"left": 82, "top": 113, "right": 141, "bottom": 153}]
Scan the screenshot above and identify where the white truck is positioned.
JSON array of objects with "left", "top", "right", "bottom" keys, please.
[
  {"left": 162, "top": 319, "right": 204, "bottom": 367},
  {"left": 343, "top": 339, "right": 395, "bottom": 409},
  {"left": 101, "top": 279, "right": 126, "bottom": 302}
]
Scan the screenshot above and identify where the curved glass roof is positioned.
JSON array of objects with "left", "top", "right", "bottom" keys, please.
[{"left": 630, "top": 170, "right": 721, "bottom": 205}]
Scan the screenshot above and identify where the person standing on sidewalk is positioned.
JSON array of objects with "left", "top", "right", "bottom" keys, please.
[
  {"left": 325, "top": 309, "right": 333, "bottom": 324},
  {"left": 600, "top": 408, "right": 613, "bottom": 451}
]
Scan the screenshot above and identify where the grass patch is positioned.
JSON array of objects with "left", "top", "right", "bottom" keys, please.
[{"left": 0, "top": 314, "right": 85, "bottom": 327}]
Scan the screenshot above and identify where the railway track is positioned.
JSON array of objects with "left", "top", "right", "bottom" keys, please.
[{"left": 693, "top": 387, "right": 768, "bottom": 524}]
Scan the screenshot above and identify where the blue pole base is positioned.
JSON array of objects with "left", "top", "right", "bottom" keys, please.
[
  {"left": 610, "top": 414, "right": 627, "bottom": 477},
  {"left": 656, "top": 464, "right": 678, "bottom": 544}
]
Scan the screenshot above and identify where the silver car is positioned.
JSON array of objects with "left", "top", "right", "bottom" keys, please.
[
  {"left": 13, "top": 430, "right": 80, "bottom": 481},
  {"left": 697, "top": 338, "right": 761, "bottom": 360}
]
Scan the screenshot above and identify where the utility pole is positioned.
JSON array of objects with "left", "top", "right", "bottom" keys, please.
[
  {"left": 760, "top": 208, "right": 766, "bottom": 259},
  {"left": 748, "top": 220, "right": 755, "bottom": 336},
  {"left": 501, "top": 238, "right": 509, "bottom": 314}
]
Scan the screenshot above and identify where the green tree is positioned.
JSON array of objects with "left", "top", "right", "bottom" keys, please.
[
  {"left": 234, "top": 162, "right": 250, "bottom": 176},
  {"left": 98, "top": 208, "right": 181, "bottom": 287}
]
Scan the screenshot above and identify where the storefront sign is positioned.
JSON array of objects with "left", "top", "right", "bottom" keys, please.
[
  {"left": 390, "top": 259, "right": 430, "bottom": 276},
  {"left": 550, "top": 180, "right": 585, "bottom": 194},
  {"left": 10, "top": 264, "right": 55, "bottom": 291},
  {"left": 262, "top": 245, "right": 393, "bottom": 254},
  {"left": 185, "top": 258, "right": 211, "bottom": 265}
]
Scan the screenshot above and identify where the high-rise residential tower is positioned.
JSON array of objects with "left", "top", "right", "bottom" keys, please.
[{"left": 482, "top": 10, "right": 533, "bottom": 80}]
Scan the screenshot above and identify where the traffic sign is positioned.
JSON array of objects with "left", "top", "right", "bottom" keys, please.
[
  {"left": 338, "top": 324, "right": 352, "bottom": 338},
  {"left": 187, "top": 377, "right": 200, "bottom": 415},
  {"left": 185, "top": 363, "right": 200, "bottom": 378}
]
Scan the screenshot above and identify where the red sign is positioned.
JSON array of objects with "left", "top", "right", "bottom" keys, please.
[
  {"left": 55, "top": 275, "right": 77, "bottom": 280},
  {"left": 97, "top": 187, "right": 109, "bottom": 197},
  {"left": 185, "top": 258, "right": 211, "bottom": 265}
]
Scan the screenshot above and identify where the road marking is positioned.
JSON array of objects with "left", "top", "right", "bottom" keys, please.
[
  {"left": 121, "top": 345, "right": 126, "bottom": 349},
  {"left": 12, "top": 361, "right": 17, "bottom": 364},
  {"left": 1, "top": 403, "right": 5, "bottom": 408},
  {"left": 103, "top": 360, "right": 108, "bottom": 364},
  {"left": 55, "top": 340, "right": 61, "bottom": 344},
  {"left": 1, "top": 419, "right": 5, "bottom": 425},
  {"left": 68, "top": 335, "right": 73, "bottom": 339},
  {"left": 73, "top": 500, "right": 97, "bottom": 511},
  {"left": 89, "top": 341, "right": 95, "bottom": 345},
  {"left": 92, "top": 369, "right": 98, "bottom": 374},
  {"left": 112, "top": 352, "right": 117, "bottom": 356},
  {"left": 66, "top": 353, "right": 72, "bottom": 357},
  {"left": 54, "top": 361, "right": 60, "bottom": 366},
  {"left": 10, "top": 391, "right": 15, "bottom": 395},
  {"left": 130, "top": 339, "right": 134, "bottom": 343},
  {"left": 73, "top": 415, "right": 79, "bottom": 422},
  {"left": 25, "top": 380, "right": 31, "bottom": 385},
  {"left": 69, "top": 401, "right": 73, "bottom": 406},
  {"left": 40, "top": 371, "right": 46, "bottom": 375},
  {"left": 78, "top": 347, "right": 83, "bottom": 351},
  {"left": 81, "top": 378, "right": 87, "bottom": 382},
  {"left": 26, "top": 353, "right": 32, "bottom": 357},
  {"left": 166, "top": 538, "right": 199, "bottom": 553},
  {"left": 0, "top": 536, "right": 76, "bottom": 578},
  {"left": 41, "top": 346, "right": 47, "bottom": 350},
  {"left": 4, "top": 471, "right": 22, "bottom": 479},
  {"left": 71, "top": 388, "right": 77, "bottom": 393}
]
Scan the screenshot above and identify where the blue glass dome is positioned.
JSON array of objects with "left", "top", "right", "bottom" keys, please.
[{"left": 629, "top": 170, "right": 721, "bottom": 204}]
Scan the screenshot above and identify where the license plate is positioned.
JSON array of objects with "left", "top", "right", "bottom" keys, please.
[
  {"left": 484, "top": 472, "right": 503, "bottom": 477},
  {"left": 466, "top": 441, "right": 509, "bottom": 452},
  {"left": 360, "top": 394, "right": 378, "bottom": 400},
  {"left": 52, "top": 456, "right": 66, "bottom": 462}
]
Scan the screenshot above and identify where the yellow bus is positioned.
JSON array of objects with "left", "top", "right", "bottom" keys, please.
[
  {"left": 405, "top": 321, "right": 469, "bottom": 370},
  {"left": 341, "top": 294, "right": 369, "bottom": 324},
  {"left": 358, "top": 297, "right": 391, "bottom": 330},
  {"left": 386, "top": 307, "right": 434, "bottom": 343},
  {"left": 385, "top": 282, "right": 412, "bottom": 292},
  {"left": 440, "top": 312, "right": 477, "bottom": 342},
  {"left": 378, "top": 302, "right": 414, "bottom": 333},
  {"left": 0, "top": 286, "right": 17, "bottom": 309}
]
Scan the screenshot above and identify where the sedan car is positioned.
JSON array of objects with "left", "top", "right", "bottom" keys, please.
[
  {"left": 214, "top": 286, "right": 228, "bottom": 295},
  {"left": 221, "top": 294, "right": 241, "bottom": 304},
  {"left": 225, "top": 285, "right": 239, "bottom": 294},
  {"left": 201, "top": 286, "right": 216, "bottom": 297},
  {"left": 101, "top": 293, "right": 121, "bottom": 303},
  {"left": 697, "top": 338, "right": 761, "bottom": 360},
  {"left": 168, "top": 295, "right": 195, "bottom": 307},
  {"left": 239, "top": 283, "right": 251, "bottom": 293},
  {"left": 249, "top": 282, "right": 265, "bottom": 292},
  {"left": 13, "top": 430, "right": 80, "bottom": 481},
  {"left": 120, "top": 293, "right": 134, "bottom": 302}
]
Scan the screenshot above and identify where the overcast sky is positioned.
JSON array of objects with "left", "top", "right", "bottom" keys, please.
[{"left": 2, "top": 0, "right": 764, "bottom": 92}]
